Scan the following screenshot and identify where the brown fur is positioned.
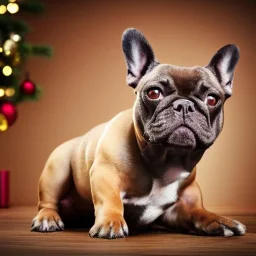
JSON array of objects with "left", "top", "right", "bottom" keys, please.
[
  {"left": 31, "top": 30, "right": 245, "bottom": 237},
  {"left": 32, "top": 107, "right": 245, "bottom": 238}
]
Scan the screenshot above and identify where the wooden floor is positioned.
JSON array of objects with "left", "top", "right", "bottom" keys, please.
[{"left": 0, "top": 206, "right": 255, "bottom": 256}]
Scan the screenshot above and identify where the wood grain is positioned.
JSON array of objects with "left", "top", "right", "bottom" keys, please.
[{"left": 0, "top": 206, "right": 255, "bottom": 255}]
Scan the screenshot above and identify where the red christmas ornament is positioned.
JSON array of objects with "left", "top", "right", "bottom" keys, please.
[
  {"left": 0, "top": 102, "right": 17, "bottom": 126},
  {"left": 20, "top": 79, "right": 36, "bottom": 95}
]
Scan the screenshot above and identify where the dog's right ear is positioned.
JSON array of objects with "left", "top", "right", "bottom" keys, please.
[{"left": 122, "top": 28, "right": 159, "bottom": 88}]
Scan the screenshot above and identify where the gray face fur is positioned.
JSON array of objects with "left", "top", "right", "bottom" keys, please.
[{"left": 122, "top": 28, "right": 239, "bottom": 153}]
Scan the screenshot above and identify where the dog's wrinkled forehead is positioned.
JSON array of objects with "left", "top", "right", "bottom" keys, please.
[{"left": 137, "top": 64, "right": 223, "bottom": 96}]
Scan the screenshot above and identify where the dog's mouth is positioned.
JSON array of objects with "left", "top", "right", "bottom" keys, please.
[
  {"left": 145, "top": 122, "right": 210, "bottom": 153},
  {"left": 145, "top": 110, "right": 215, "bottom": 151},
  {"left": 165, "top": 125, "right": 197, "bottom": 150}
]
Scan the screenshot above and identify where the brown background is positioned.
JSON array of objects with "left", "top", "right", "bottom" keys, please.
[{"left": 0, "top": 0, "right": 255, "bottom": 214}]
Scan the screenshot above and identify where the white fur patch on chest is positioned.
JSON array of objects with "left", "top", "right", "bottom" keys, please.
[{"left": 121, "top": 177, "right": 185, "bottom": 224}]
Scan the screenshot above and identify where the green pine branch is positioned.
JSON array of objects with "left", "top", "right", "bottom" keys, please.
[
  {"left": 17, "top": 84, "right": 42, "bottom": 103},
  {"left": 0, "top": 0, "right": 9, "bottom": 5},
  {"left": 0, "top": 16, "right": 30, "bottom": 35},
  {"left": 22, "top": 43, "right": 53, "bottom": 58},
  {"left": 0, "top": 0, "right": 52, "bottom": 108},
  {"left": 19, "top": 0, "right": 45, "bottom": 14},
  {"left": 0, "top": 0, "right": 44, "bottom": 13}
]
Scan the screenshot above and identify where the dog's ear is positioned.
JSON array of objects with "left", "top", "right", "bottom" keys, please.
[
  {"left": 207, "top": 44, "right": 240, "bottom": 98},
  {"left": 122, "top": 28, "right": 159, "bottom": 88}
]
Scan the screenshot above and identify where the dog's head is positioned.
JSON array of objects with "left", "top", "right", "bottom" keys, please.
[{"left": 122, "top": 28, "right": 239, "bottom": 154}]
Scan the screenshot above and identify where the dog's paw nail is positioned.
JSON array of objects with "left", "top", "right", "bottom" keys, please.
[
  {"left": 57, "top": 220, "right": 65, "bottom": 230},
  {"left": 222, "top": 225, "right": 234, "bottom": 237},
  {"left": 31, "top": 220, "right": 36, "bottom": 228},
  {"left": 122, "top": 223, "right": 129, "bottom": 237},
  {"left": 88, "top": 225, "right": 101, "bottom": 238},
  {"left": 31, "top": 220, "right": 40, "bottom": 232},
  {"left": 233, "top": 220, "right": 246, "bottom": 235}
]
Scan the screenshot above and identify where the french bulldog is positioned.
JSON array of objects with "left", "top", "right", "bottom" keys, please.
[{"left": 31, "top": 28, "right": 246, "bottom": 239}]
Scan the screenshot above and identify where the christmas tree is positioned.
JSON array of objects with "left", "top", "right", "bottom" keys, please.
[{"left": 0, "top": 0, "right": 52, "bottom": 132}]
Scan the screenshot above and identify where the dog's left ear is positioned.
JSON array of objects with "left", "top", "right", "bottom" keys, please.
[
  {"left": 122, "top": 28, "right": 159, "bottom": 88},
  {"left": 207, "top": 44, "right": 240, "bottom": 98}
]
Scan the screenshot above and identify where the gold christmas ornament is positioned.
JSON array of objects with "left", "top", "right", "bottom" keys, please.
[
  {"left": 3, "top": 39, "right": 17, "bottom": 56},
  {"left": 7, "top": 3, "right": 19, "bottom": 14},
  {"left": 5, "top": 88, "right": 15, "bottom": 97},
  {"left": 0, "top": 88, "right": 5, "bottom": 97},
  {"left": 0, "top": 47, "right": 3, "bottom": 53},
  {"left": 0, "top": 113, "right": 8, "bottom": 132},
  {"left": 11, "top": 33, "right": 21, "bottom": 42},
  {"left": 13, "top": 52, "right": 21, "bottom": 66},
  {"left": 0, "top": 5, "right": 7, "bottom": 14},
  {"left": 2, "top": 66, "right": 12, "bottom": 76},
  {"left": 5, "top": 50, "right": 11, "bottom": 56}
]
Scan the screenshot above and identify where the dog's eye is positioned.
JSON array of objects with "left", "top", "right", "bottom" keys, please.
[
  {"left": 147, "top": 88, "right": 162, "bottom": 100},
  {"left": 206, "top": 94, "right": 218, "bottom": 106}
]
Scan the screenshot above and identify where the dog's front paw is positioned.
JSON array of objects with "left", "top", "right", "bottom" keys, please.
[
  {"left": 31, "top": 208, "right": 64, "bottom": 233},
  {"left": 89, "top": 213, "right": 129, "bottom": 239},
  {"left": 195, "top": 215, "right": 246, "bottom": 237}
]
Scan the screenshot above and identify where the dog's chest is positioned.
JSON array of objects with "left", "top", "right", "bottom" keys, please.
[{"left": 121, "top": 179, "right": 181, "bottom": 225}]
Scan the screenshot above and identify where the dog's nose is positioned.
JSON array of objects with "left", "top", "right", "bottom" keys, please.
[{"left": 173, "top": 99, "right": 195, "bottom": 115}]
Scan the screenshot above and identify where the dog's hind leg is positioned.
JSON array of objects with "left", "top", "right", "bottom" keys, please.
[{"left": 31, "top": 138, "right": 80, "bottom": 232}]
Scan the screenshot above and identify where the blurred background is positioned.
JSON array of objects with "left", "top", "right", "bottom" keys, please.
[{"left": 0, "top": 0, "right": 255, "bottom": 214}]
